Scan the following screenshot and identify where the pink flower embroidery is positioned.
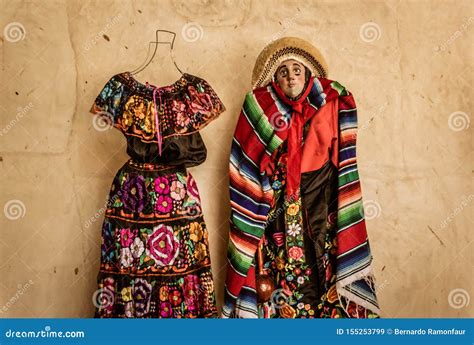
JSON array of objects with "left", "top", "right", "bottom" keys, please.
[
  {"left": 171, "top": 99, "right": 186, "bottom": 114},
  {"left": 156, "top": 195, "right": 173, "bottom": 214},
  {"left": 186, "top": 85, "right": 213, "bottom": 115},
  {"left": 154, "top": 176, "right": 170, "bottom": 195},
  {"left": 176, "top": 112, "right": 190, "bottom": 129},
  {"left": 183, "top": 274, "right": 200, "bottom": 312},
  {"left": 186, "top": 174, "right": 200, "bottom": 200},
  {"left": 288, "top": 246, "right": 304, "bottom": 261},
  {"left": 170, "top": 181, "right": 186, "bottom": 201},
  {"left": 120, "top": 228, "right": 134, "bottom": 248},
  {"left": 159, "top": 301, "right": 173, "bottom": 318},
  {"left": 171, "top": 99, "right": 190, "bottom": 132},
  {"left": 147, "top": 224, "right": 180, "bottom": 266}
]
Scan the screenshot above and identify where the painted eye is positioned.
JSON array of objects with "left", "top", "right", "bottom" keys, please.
[
  {"left": 279, "top": 69, "right": 288, "bottom": 77},
  {"left": 294, "top": 67, "right": 302, "bottom": 74}
]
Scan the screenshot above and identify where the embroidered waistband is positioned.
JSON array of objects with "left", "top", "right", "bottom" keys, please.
[{"left": 126, "top": 159, "right": 184, "bottom": 172}]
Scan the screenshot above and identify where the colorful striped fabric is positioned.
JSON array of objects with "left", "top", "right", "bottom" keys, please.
[{"left": 222, "top": 77, "right": 380, "bottom": 318}]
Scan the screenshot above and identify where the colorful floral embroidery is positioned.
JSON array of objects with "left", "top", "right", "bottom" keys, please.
[
  {"left": 121, "top": 286, "right": 132, "bottom": 302},
  {"left": 189, "top": 222, "right": 203, "bottom": 242},
  {"left": 155, "top": 195, "right": 173, "bottom": 214},
  {"left": 169, "top": 290, "right": 183, "bottom": 307},
  {"left": 287, "top": 223, "right": 301, "bottom": 236},
  {"left": 159, "top": 301, "right": 173, "bottom": 318},
  {"left": 120, "top": 247, "right": 133, "bottom": 268},
  {"left": 280, "top": 304, "right": 296, "bottom": 318},
  {"left": 183, "top": 275, "right": 200, "bottom": 312},
  {"left": 107, "top": 166, "right": 208, "bottom": 221},
  {"left": 130, "top": 237, "right": 145, "bottom": 258},
  {"left": 91, "top": 71, "right": 223, "bottom": 319},
  {"left": 154, "top": 176, "right": 170, "bottom": 194},
  {"left": 123, "top": 95, "right": 155, "bottom": 136},
  {"left": 186, "top": 174, "right": 200, "bottom": 200},
  {"left": 285, "top": 198, "right": 305, "bottom": 264},
  {"left": 133, "top": 278, "right": 153, "bottom": 317},
  {"left": 90, "top": 72, "right": 225, "bottom": 142},
  {"left": 194, "top": 243, "right": 207, "bottom": 261},
  {"left": 124, "top": 302, "right": 134, "bottom": 318},
  {"left": 147, "top": 225, "right": 180, "bottom": 266},
  {"left": 96, "top": 258, "right": 217, "bottom": 318},
  {"left": 101, "top": 221, "right": 115, "bottom": 263},
  {"left": 173, "top": 99, "right": 191, "bottom": 132},
  {"left": 159, "top": 286, "right": 169, "bottom": 301},
  {"left": 186, "top": 85, "right": 213, "bottom": 118},
  {"left": 120, "top": 228, "right": 134, "bottom": 247},
  {"left": 122, "top": 173, "right": 149, "bottom": 213},
  {"left": 170, "top": 180, "right": 186, "bottom": 201},
  {"left": 97, "top": 277, "right": 115, "bottom": 315}
]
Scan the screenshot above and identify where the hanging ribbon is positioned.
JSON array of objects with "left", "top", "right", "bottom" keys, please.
[{"left": 152, "top": 87, "right": 164, "bottom": 156}]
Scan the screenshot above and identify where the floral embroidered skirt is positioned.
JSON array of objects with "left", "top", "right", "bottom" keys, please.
[
  {"left": 94, "top": 159, "right": 217, "bottom": 318},
  {"left": 259, "top": 160, "right": 378, "bottom": 318}
]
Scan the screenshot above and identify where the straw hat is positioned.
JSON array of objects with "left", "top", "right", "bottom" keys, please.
[{"left": 251, "top": 37, "right": 328, "bottom": 89}]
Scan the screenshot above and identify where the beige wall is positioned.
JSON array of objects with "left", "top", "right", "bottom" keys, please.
[{"left": 0, "top": 0, "right": 472, "bottom": 318}]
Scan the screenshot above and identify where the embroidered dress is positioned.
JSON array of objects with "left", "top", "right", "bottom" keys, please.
[
  {"left": 222, "top": 76, "right": 380, "bottom": 318},
  {"left": 89, "top": 72, "right": 225, "bottom": 318}
]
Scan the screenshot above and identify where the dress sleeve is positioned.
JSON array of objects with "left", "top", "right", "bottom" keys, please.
[
  {"left": 182, "top": 77, "right": 226, "bottom": 131},
  {"left": 89, "top": 75, "right": 125, "bottom": 131}
]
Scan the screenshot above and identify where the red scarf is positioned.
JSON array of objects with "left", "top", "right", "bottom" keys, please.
[
  {"left": 271, "top": 77, "right": 315, "bottom": 199},
  {"left": 270, "top": 77, "right": 318, "bottom": 264}
]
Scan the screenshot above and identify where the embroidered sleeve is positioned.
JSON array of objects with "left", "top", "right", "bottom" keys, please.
[
  {"left": 181, "top": 77, "right": 225, "bottom": 132},
  {"left": 89, "top": 75, "right": 125, "bottom": 131},
  {"left": 222, "top": 92, "right": 279, "bottom": 318}
]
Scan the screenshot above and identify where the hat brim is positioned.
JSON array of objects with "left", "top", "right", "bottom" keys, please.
[{"left": 252, "top": 37, "right": 328, "bottom": 89}]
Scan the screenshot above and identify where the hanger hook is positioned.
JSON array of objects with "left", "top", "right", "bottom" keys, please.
[
  {"left": 154, "top": 29, "right": 176, "bottom": 50},
  {"left": 131, "top": 29, "right": 183, "bottom": 76}
]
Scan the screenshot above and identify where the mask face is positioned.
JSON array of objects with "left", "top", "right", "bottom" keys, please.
[{"left": 275, "top": 59, "right": 306, "bottom": 98}]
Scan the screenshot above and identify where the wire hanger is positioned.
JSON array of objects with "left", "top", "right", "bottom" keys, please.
[{"left": 130, "top": 29, "right": 184, "bottom": 75}]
